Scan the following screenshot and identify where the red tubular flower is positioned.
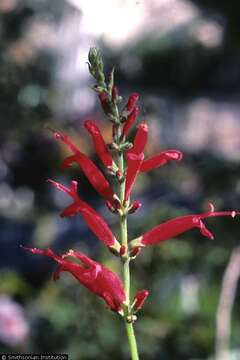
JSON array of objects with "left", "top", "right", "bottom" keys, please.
[
  {"left": 133, "top": 290, "right": 149, "bottom": 312},
  {"left": 48, "top": 179, "right": 120, "bottom": 251},
  {"left": 135, "top": 203, "right": 238, "bottom": 246},
  {"left": 122, "top": 107, "right": 139, "bottom": 137},
  {"left": 49, "top": 128, "right": 114, "bottom": 203},
  {"left": 140, "top": 150, "right": 183, "bottom": 172},
  {"left": 22, "top": 247, "right": 126, "bottom": 314},
  {"left": 84, "top": 120, "right": 115, "bottom": 169},
  {"left": 126, "top": 93, "right": 139, "bottom": 113},
  {"left": 124, "top": 122, "right": 148, "bottom": 201},
  {"left": 124, "top": 153, "right": 144, "bottom": 202}
]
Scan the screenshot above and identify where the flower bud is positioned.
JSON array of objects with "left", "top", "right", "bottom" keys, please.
[
  {"left": 112, "top": 85, "right": 119, "bottom": 103},
  {"left": 133, "top": 290, "right": 149, "bottom": 312},
  {"left": 122, "top": 107, "right": 139, "bottom": 137},
  {"left": 120, "top": 245, "right": 126, "bottom": 256},
  {"left": 98, "top": 92, "right": 111, "bottom": 115},
  {"left": 84, "top": 120, "right": 114, "bottom": 169},
  {"left": 128, "top": 201, "right": 142, "bottom": 214},
  {"left": 126, "top": 93, "right": 139, "bottom": 112},
  {"left": 129, "top": 245, "right": 142, "bottom": 259},
  {"left": 106, "top": 200, "right": 118, "bottom": 214}
]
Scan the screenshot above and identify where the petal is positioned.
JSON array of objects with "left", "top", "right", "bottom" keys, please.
[
  {"left": 47, "top": 179, "right": 70, "bottom": 195},
  {"left": 53, "top": 265, "right": 65, "bottom": 281},
  {"left": 60, "top": 203, "right": 80, "bottom": 217},
  {"left": 64, "top": 249, "right": 97, "bottom": 268},
  {"left": 198, "top": 219, "right": 214, "bottom": 239},
  {"left": 22, "top": 246, "right": 85, "bottom": 278},
  {"left": 140, "top": 150, "right": 183, "bottom": 172}
]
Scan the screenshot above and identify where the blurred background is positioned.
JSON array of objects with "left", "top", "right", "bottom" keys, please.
[{"left": 0, "top": 0, "right": 240, "bottom": 359}]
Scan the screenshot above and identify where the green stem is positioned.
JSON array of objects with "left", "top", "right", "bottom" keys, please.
[
  {"left": 125, "top": 321, "right": 140, "bottom": 360},
  {"left": 118, "top": 151, "right": 139, "bottom": 360}
]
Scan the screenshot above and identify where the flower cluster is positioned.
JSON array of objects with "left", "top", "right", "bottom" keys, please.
[{"left": 23, "top": 48, "right": 239, "bottom": 320}]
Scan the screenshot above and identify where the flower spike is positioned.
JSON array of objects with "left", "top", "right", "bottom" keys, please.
[
  {"left": 48, "top": 128, "right": 115, "bottom": 203},
  {"left": 84, "top": 120, "right": 116, "bottom": 170},
  {"left": 140, "top": 150, "right": 183, "bottom": 172},
  {"left": 48, "top": 179, "right": 120, "bottom": 251},
  {"left": 131, "top": 204, "right": 239, "bottom": 247},
  {"left": 22, "top": 247, "right": 126, "bottom": 314}
]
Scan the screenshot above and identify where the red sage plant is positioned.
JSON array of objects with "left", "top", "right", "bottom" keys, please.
[{"left": 23, "top": 48, "right": 239, "bottom": 360}]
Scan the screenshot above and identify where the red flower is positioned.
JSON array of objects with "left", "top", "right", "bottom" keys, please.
[
  {"left": 84, "top": 120, "right": 115, "bottom": 169},
  {"left": 140, "top": 150, "right": 183, "bottom": 172},
  {"left": 133, "top": 290, "right": 149, "bottom": 312},
  {"left": 22, "top": 247, "right": 126, "bottom": 314},
  {"left": 48, "top": 179, "right": 120, "bottom": 251},
  {"left": 134, "top": 203, "right": 238, "bottom": 246},
  {"left": 49, "top": 128, "right": 114, "bottom": 203},
  {"left": 126, "top": 93, "right": 139, "bottom": 113},
  {"left": 124, "top": 122, "right": 148, "bottom": 201},
  {"left": 124, "top": 153, "right": 144, "bottom": 202},
  {"left": 122, "top": 107, "right": 139, "bottom": 137}
]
